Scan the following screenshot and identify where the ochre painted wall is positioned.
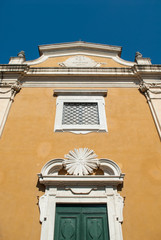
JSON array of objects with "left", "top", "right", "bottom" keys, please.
[
  {"left": 0, "top": 88, "right": 161, "bottom": 240},
  {"left": 30, "top": 55, "right": 129, "bottom": 68}
]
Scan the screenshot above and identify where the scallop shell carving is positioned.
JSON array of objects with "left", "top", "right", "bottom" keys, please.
[{"left": 64, "top": 148, "right": 98, "bottom": 176}]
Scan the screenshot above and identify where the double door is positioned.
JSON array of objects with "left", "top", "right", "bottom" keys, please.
[{"left": 54, "top": 204, "right": 110, "bottom": 240}]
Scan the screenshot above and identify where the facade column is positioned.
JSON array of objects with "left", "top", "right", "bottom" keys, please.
[
  {"left": 139, "top": 81, "right": 161, "bottom": 139},
  {"left": 0, "top": 81, "right": 21, "bottom": 137}
]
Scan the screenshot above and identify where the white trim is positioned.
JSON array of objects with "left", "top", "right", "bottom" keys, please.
[
  {"left": 20, "top": 74, "right": 139, "bottom": 88},
  {"left": 22, "top": 83, "right": 139, "bottom": 88},
  {"left": 53, "top": 89, "right": 107, "bottom": 97},
  {"left": 38, "top": 41, "right": 122, "bottom": 54},
  {"left": 0, "top": 87, "right": 16, "bottom": 137},
  {"left": 145, "top": 91, "right": 161, "bottom": 139},
  {"left": 21, "top": 80, "right": 139, "bottom": 88},
  {"left": 24, "top": 41, "right": 135, "bottom": 67},
  {"left": 139, "top": 82, "right": 161, "bottom": 139},
  {"left": 25, "top": 52, "right": 135, "bottom": 67},
  {"left": 38, "top": 175, "right": 124, "bottom": 186},
  {"left": 54, "top": 95, "right": 108, "bottom": 134},
  {"left": 24, "top": 55, "right": 48, "bottom": 66},
  {"left": 38, "top": 157, "right": 125, "bottom": 240},
  {"left": 113, "top": 55, "right": 135, "bottom": 66},
  {"left": 25, "top": 67, "right": 134, "bottom": 75}
]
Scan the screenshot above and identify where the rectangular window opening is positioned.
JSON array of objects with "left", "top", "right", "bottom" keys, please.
[{"left": 62, "top": 102, "right": 100, "bottom": 125}]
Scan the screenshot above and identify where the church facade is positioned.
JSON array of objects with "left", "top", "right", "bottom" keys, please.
[{"left": 0, "top": 42, "right": 161, "bottom": 240}]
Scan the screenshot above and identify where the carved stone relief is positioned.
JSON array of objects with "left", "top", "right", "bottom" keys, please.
[
  {"left": 64, "top": 148, "right": 98, "bottom": 176},
  {"left": 59, "top": 55, "right": 102, "bottom": 68},
  {"left": 39, "top": 148, "right": 124, "bottom": 178}
]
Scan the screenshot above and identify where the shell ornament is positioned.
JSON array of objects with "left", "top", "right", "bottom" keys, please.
[{"left": 64, "top": 148, "right": 98, "bottom": 176}]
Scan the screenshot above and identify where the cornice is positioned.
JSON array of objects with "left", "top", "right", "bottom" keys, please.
[
  {"left": 38, "top": 175, "right": 124, "bottom": 186},
  {"left": 0, "top": 64, "right": 28, "bottom": 72},
  {"left": 20, "top": 75, "right": 139, "bottom": 88},
  {"left": 2, "top": 64, "right": 161, "bottom": 75},
  {"left": 134, "top": 65, "right": 161, "bottom": 73},
  {"left": 26, "top": 67, "right": 134, "bottom": 76},
  {"left": 53, "top": 89, "right": 107, "bottom": 97},
  {"left": 0, "top": 64, "right": 161, "bottom": 88},
  {"left": 38, "top": 41, "right": 122, "bottom": 56},
  {"left": 25, "top": 52, "right": 135, "bottom": 67},
  {"left": 1, "top": 65, "right": 160, "bottom": 76}
]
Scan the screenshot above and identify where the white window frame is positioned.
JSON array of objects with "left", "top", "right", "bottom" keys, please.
[{"left": 54, "top": 90, "right": 108, "bottom": 134}]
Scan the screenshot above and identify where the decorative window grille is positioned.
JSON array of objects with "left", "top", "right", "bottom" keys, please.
[
  {"left": 54, "top": 93, "right": 108, "bottom": 133},
  {"left": 62, "top": 102, "right": 99, "bottom": 125}
]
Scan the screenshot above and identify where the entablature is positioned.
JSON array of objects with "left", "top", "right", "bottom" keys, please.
[
  {"left": 0, "top": 63, "right": 160, "bottom": 89},
  {"left": 25, "top": 67, "right": 134, "bottom": 75}
]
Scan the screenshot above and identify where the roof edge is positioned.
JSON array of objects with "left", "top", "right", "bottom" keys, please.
[{"left": 38, "top": 41, "right": 122, "bottom": 57}]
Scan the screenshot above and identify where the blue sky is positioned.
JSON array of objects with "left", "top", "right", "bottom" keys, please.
[{"left": 0, "top": 0, "right": 161, "bottom": 64}]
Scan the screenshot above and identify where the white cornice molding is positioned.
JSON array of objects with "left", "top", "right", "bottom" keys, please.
[
  {"left": 1, "top": 63, "right": 160, "bottom": 88},
  {"left": 38, "top": 156, "right": 125, "bottom": 186},
  {"left": 25, "top": 52, "right": 135, "bottom": 67},
  {"left": 24, "top": 55, "right": 48, "bottom": 66},
  {"left": 38, "top": 175, "right": 124, "bottom": 186},
  {"left": 0, "top": 64, "right": 28, "bottom": 72},
  {"left": 134, "top": 65, "right": 161, "bottom": 73},
  {"left": 25, "top": 67, "right": 134, "bottom": 75},
  {"left": 113, "top": 56, "right": 135, "bottom": 66},
  {"left": 38, "top": 41, "right": 122, "bottom": 56},
  {"left": 53, "top": 89, "right": 107, "bottom": 97},
  {"left": 20, "top": 75, "right": 139, "bottom": 88},
  {"left": 1, "top": 64, "right": 161, "bottom": 74}
]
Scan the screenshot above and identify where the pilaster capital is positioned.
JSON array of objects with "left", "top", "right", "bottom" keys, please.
[
  {"left": 11, "top": 81, "right": 22, "bottom": 94},
  {"left": 139, "top": 82, "right": 149, "bottom": 93},
  {"left": 139, "top": 81, "right": 161, "bottom": 95}
]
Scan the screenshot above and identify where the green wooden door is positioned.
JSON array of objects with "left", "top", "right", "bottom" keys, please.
[{"left": 54, "top": 204, "right": 110, "bottom": 240}]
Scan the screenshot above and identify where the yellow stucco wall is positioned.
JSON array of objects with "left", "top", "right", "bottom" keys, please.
[
  {"left": 30, "top": 55, "right": 129, "bottom": 68},
  {"left": 0, "top": 88, "right": 161, "bottom": 240}
]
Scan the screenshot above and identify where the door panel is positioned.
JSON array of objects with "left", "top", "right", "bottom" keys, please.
[
  {"left": 59, "top": 217, "right": 78, "bottom": 240},
  {"left": 82, "top": 214, "right": 108, "bottom": 240},
  {"left": 54, "top": 204, "right": 109, "bottom": 240},
  {"left": 55, "top": 214, "right": 80, "bottom": 240},
  {"left": 87, "top": 218, "right": 103, "bottom": 240}
]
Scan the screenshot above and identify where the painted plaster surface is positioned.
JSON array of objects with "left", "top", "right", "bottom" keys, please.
[
  {"left": 30, "top": 55, "right": 128, "bottom": 68},
  {"left": 0, "top": 88, "right": 161, "bottom": 240}
]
